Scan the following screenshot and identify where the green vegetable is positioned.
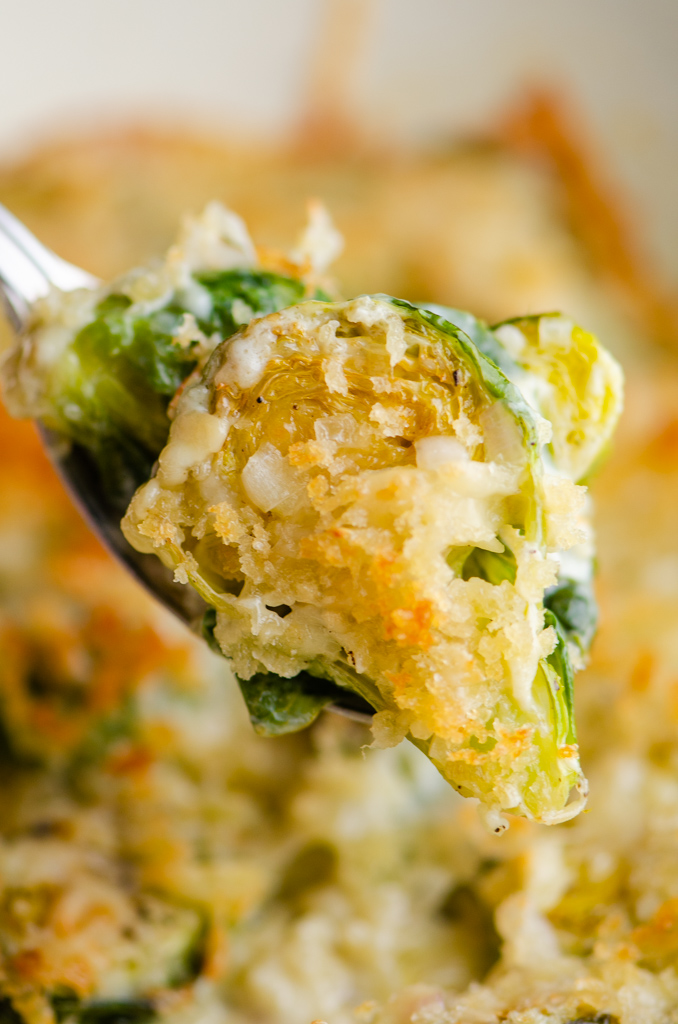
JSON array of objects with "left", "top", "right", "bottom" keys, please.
[
  {"left": 200, "top": 608, "right": 370, "bottom": 735},
  {"left": 49, "top": 295, "right": 193, "bottom": 506},
  {"left": 44, "top": 896, "right": 204, "bottom": 1021},
  {"left": 439, "top": 881, "right": 501, "bottom": 976},
  {"left": 196, "top": 269, "right": 307, "bottom": 337},
  {"left": 0, "top": 994, "right": 160, "bottom": 1024},
  {"left": 420, "top": 302, "right": 605, "bottom": 665},
  {"left": 423, "top": 304, "right": 623, "bottom": 483},
  {"left": 565, "top": 1016, "right": 618, "bottom": 1024},
  {"left": 123, "top": 294, "right": 622, "bottom": 823},
  {"left": 21, "top": 269, "right": 316, "bottom": 510},
  {"left": 544, "top": 609, "right": 577, "bottom": 744},
  {"left": 418, "top": 303, "right": 520, "bottom": 377},
  {"left": 201, "top": 607, "right": 369, "bottom": 735},
  {"left": 51, "top": 996, "right": 156, "bottom": 1024},
  {"left": 4, "top": 210, "right": 621, "bottom": 824},
  {"left": 274, "top": 841, "right": 338, "bottom": 904},
  {"left": 462, "top": 547, "right": 517, "bottom": 585},
  {"left": 0, "top": 999, "right": 23, "bottom": 1024},
  {"left": 545, "top": 579, "right": 598, "bottom": 658},
  {"left": 236, "top": 671, "right": 339, "bottom": 736}
]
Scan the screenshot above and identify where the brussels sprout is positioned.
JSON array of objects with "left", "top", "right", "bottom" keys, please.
[
  {"left": 1, "top": 203, "right": 622, "bottom": 824},
  {"left": 0, "top": 891, "right": 206, "bottom": 1024},
  {"left": 123, "top": 295, "right": 623, "bottom": 825},
  {"left": 1, "top": 205, "right": 323, "bottom": 511}
]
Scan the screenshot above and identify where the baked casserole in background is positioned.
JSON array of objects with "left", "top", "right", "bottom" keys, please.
[{"left": 0, "top": 93, "right": 677, "bottom": 1024}]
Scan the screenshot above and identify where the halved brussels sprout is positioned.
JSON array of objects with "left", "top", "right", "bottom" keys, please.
[
  {"left": 1, "top": 203, "right": 332, "bottom": 509},
  {"left": 122, "top": 295, "right": 623, "bottom": 825},
  {"left": 1, "top": 204, "right": 622, "bottom": 825}
]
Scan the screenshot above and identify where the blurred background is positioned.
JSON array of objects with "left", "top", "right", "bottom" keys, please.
[{"left": 1, "top": 0, "right": 677, "bottom": 278}]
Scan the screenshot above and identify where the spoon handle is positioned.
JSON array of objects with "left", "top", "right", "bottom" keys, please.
[{"left": 0, "top": 202, "right": 98, "bottom": 330}]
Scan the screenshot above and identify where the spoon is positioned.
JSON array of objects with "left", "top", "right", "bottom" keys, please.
[
  {"left": 0, "top": 202, "right": 372, "bottom": 722},
  {"left": 0, "top": 201, "right": 206, "bottom": 623}
]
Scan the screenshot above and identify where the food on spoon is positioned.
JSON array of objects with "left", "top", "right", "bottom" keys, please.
[
  {"left": 120, "top": 284, "right": 623, "bottom": 824},
  {"left": 1, "top": 205, "right": 623, "bottom": 826},
  {"left": 0, "top": 202, "right": 338, "bottom": 509}
]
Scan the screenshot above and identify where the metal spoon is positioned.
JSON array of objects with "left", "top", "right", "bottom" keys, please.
[
  {"left": 0, "top": 202, "right": 372, "bottom": 722},
  {"left": 0, "top": 201, "right": 205, "bottom": 623}
]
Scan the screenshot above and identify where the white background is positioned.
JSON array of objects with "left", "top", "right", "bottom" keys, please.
[{"left": 1, "top": 0, "right": 677, "bottom": 276}]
